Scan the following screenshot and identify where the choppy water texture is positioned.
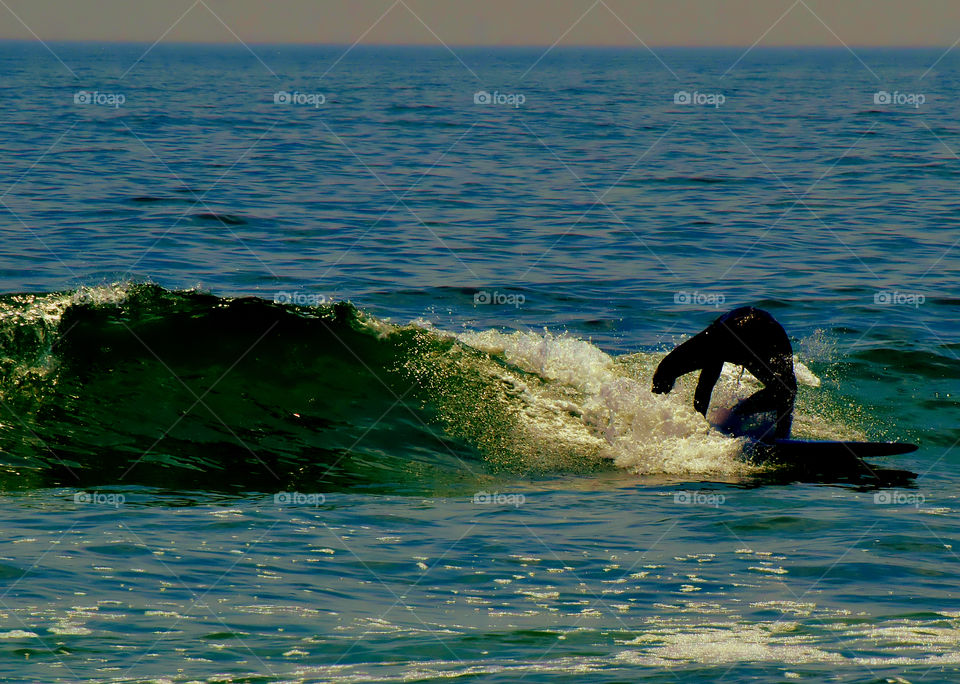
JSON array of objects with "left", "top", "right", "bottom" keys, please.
[{"left": 0, "top": 43, "right": 959, "bottom": 682}]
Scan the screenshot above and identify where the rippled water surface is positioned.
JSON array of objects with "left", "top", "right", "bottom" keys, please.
[{"left": 0, "top": 43, "right": 959, "bottom": 682}]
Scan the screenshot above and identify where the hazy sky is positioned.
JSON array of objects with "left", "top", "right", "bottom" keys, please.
[{"left": 1, "top": 0, "right": 958, "bottom": 46}]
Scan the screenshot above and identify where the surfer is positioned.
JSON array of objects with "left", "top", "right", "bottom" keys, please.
[{"left": 651, "top": 306, "right": 796, "bottom": 440}]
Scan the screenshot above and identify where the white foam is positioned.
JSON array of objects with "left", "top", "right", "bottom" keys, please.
[
  {"left": 0, "top": 630, "right": 38, "bottom": 639},
  {"left": 794, "top": 357, "right": 821, "bottom": 387},
  {"left": 449, "top": 328, "right": 855, "bottom": 476},
  {"left": 716, "top": 357, "right": 820, "bottom": 389},
  {"left": 72, "top": 282, "right": 134, "bottom": 307},
  {"left": 457, "top": 330, "right": 754, "bottom": 477}
]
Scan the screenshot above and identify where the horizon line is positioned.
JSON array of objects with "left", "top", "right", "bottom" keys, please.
[{"left": 0, "top": 38, "right": 952, "bottom": 50}]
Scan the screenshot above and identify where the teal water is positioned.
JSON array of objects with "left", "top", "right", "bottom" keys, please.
[{"left": 0, "top": 44, "right": 958, "bottom": 682}]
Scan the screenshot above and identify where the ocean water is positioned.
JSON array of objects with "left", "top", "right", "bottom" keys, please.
[{"left": 0, "top": 42, "right": 959, "bottom": 682}]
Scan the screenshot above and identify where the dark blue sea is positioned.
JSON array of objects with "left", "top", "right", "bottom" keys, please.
[{"left": 0, "top": 42, "right": 959, "bottom": 682}]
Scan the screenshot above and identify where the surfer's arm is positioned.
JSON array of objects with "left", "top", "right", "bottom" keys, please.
[
  {"left": 652, "top": 331, "right": 714, "bottom": 394},
  {"left": 693, "top": 360, "right": 723, "bottom": 416}
]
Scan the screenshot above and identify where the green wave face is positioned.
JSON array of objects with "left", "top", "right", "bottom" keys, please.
[{"left": 0, "top": 285, "right": 481, "bottom": 492}]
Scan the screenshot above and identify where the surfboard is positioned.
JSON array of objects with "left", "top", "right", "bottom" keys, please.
[
  {"left": 743, "top": 438, "right": 919, "bottom": 483},
  {"left": 765, "top": 439, "right": 918, "bottom": 461}
]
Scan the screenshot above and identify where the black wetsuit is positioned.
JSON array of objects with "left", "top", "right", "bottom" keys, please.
[{"left": 651, "top": 307, "right": 796, "bottom": 440}]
